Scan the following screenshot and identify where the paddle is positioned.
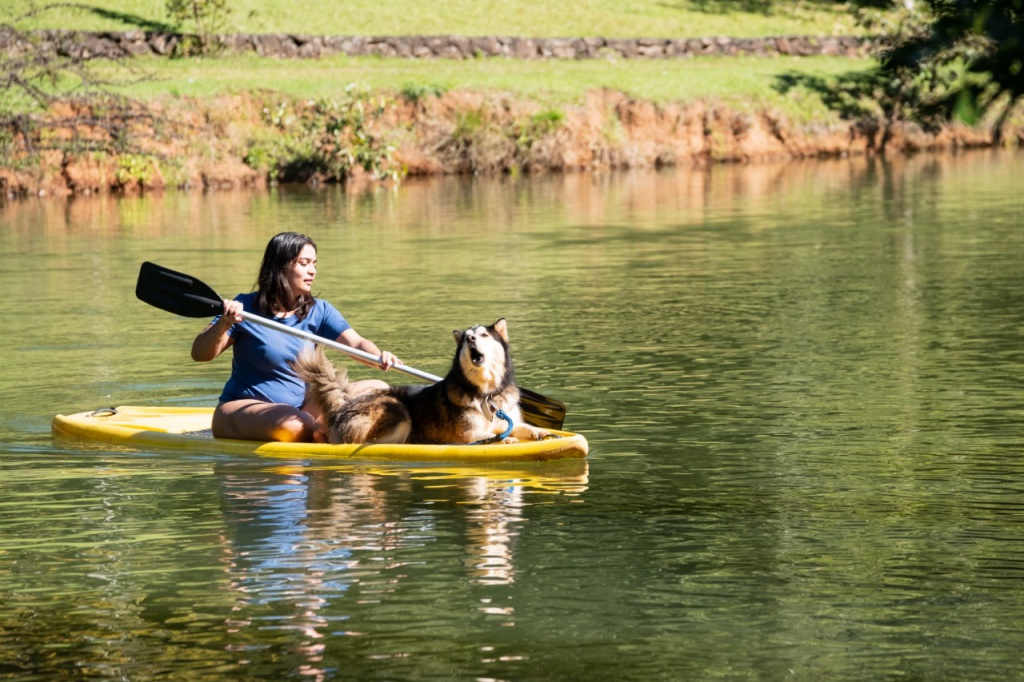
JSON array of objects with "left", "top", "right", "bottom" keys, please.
[{"left": 135, "top": 261, "right": 567, "bottom": 429}]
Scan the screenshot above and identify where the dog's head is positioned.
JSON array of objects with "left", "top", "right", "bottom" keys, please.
[{"left": 452, "top": 318, "right": 513, "bottom": 392}]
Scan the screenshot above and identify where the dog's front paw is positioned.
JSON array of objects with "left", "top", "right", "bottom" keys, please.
[{"left": 500, "top": 436, "right": 521, "bottom": 445}]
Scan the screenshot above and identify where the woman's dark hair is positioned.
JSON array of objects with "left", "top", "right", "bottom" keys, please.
[{"left": 255, "top": 232, "right": 317, "bottom": 320}]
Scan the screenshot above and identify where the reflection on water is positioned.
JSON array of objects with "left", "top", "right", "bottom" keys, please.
[
  {"left": 219, "top": 459, "right": 588, "bottom": 605},
  {"left": 2, "top": 150, "right": 1024, "bottom": 679},
  {"left": 214, "top": 463, "right": 585, "bottom": 677},
  {"left": 0, "top": 448, "right": 589, "bottom": 679}
]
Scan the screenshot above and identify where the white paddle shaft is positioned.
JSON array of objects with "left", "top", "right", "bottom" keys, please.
[{"left": 238, "top": 310, "right": 444, "bottom": 384}]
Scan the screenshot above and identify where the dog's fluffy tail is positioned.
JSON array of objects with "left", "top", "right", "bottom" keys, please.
[{"left": 291, "top": 346, "right": 356, "bottom": 417}]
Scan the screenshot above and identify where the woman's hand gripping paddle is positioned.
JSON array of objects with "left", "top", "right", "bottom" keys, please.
[{"left": 135, "top": 261, "right": 567, "bottom": 430}]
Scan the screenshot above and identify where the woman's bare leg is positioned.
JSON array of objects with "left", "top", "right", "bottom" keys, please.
[{"left": 212, "top": 399, "right": 317, "bottom": 442}]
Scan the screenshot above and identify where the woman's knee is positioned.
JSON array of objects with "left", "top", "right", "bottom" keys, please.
[{"left": 271, "top": 411, "right": 316, "bottom": 442}]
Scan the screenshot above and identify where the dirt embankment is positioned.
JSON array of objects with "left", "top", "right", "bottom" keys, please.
[{"left": 1, "top": 89, "right": 1018, "bottom": 198}]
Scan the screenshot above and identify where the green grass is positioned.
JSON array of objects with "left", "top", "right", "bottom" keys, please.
[
  {"left": 6, "top": 1, "right": 879, "bottom": 124},
  {"left": 96, "top": 53, "right": 871, "bottom": 123},
  {"left": 6, "top": 0, "right": 865, "bottom": 38}
]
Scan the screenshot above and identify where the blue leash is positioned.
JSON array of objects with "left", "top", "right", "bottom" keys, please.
[
  {"left": 495, "top": 409, "right": 514, "bottom": 440},
  {"left": 469, "top": 409, "right": 514, "bottom": 445}
]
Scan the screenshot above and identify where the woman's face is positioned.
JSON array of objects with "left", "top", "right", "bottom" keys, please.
[{"left": 286, "top": 243, "right": 317, "bottom": 300}]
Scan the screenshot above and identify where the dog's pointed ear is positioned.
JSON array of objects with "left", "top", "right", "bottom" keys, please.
[
  {"left": 491, "top": 318, "right": 508, "bottom": 342},
  {"left": 452, "top": 329, "right": 463, "bottom": 344}
]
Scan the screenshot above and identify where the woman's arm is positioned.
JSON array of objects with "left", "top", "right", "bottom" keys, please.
[
  {"left": 338, "top": 328, "right": 401, "bottom": 370},
  {"left": 191, "top": 299, "right": 244, "bottom": 362}
]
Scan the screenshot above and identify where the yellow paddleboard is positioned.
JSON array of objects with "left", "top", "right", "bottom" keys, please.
[{"left": 52, "top": 406, "right": 589, "bottom": 463}]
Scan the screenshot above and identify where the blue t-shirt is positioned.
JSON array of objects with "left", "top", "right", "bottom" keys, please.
[{"left": 216, "top": 292, "right": 351, "bottom": 407}]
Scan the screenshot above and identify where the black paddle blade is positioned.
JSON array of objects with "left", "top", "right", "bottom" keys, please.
[
  {"left": 520, "top": 387, "right": 566, "bottom": 430},
  {"left": 136, "top": 261, "right": 224, "bottom": 318}
]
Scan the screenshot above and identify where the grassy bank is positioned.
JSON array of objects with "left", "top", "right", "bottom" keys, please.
[
  {"left": 100, "top": 53, "right": 871, "bottom": 123},
  {"left": 11, "top": 0, "right": 1007, "bottom": 199},
  {"left": 4, "top": 0, "right": 865, "bottom": 39},
  {"left": 7, "top": 0, "right": 879, "bottom": 123}
]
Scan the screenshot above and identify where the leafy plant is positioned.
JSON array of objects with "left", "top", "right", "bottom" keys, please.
[
  {"left": 453, "top": 107, "right": 487, "bottom": 141},
  {"left": 513, "top": 108, "right": 565, "bottom": 164},
  {"left": 778, "top": 0, "right": 1024, "bottom": 140},
  {"left": 165, "top": 0, "right": 232, "bottom": 56},
  {"left": 114, "top": 153, "right": 156, "bottom": 186},
  {"left": 881, "top": 0, "right": 1024, "bottom": 135},
  {"left": 399, "top": 83, "right": 448, "bottom": 104},
  {"left": 246, "top": 86, "right": 401, "bottom": 184},
  {"left": 529, "top": 108, "right": 565, "bottom": 133}
]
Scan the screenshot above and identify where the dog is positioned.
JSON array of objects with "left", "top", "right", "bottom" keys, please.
[{"left": 292, "top": 318, "right": 550, "bottom": 445}]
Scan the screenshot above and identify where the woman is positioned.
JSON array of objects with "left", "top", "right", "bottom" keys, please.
[{"left": 192, "top": 232, "right": 400, "bottom": 442}]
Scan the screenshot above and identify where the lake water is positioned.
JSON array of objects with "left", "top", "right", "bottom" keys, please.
[{"left": 2, "top": 150, "right": 1023, "bottom": 680}]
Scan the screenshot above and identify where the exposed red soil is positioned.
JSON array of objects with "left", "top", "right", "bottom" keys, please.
[{"left": 1, "top": 90, "right": 1018, "bottom": 198}]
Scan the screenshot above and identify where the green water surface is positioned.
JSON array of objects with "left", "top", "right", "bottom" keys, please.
[{"left": 1, "top": 151, "right": 1023, "bottom": 680}]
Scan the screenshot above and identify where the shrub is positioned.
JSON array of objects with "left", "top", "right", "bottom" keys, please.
[{"left": 245, "top": 86, "right": 401, "bottom": 183}]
